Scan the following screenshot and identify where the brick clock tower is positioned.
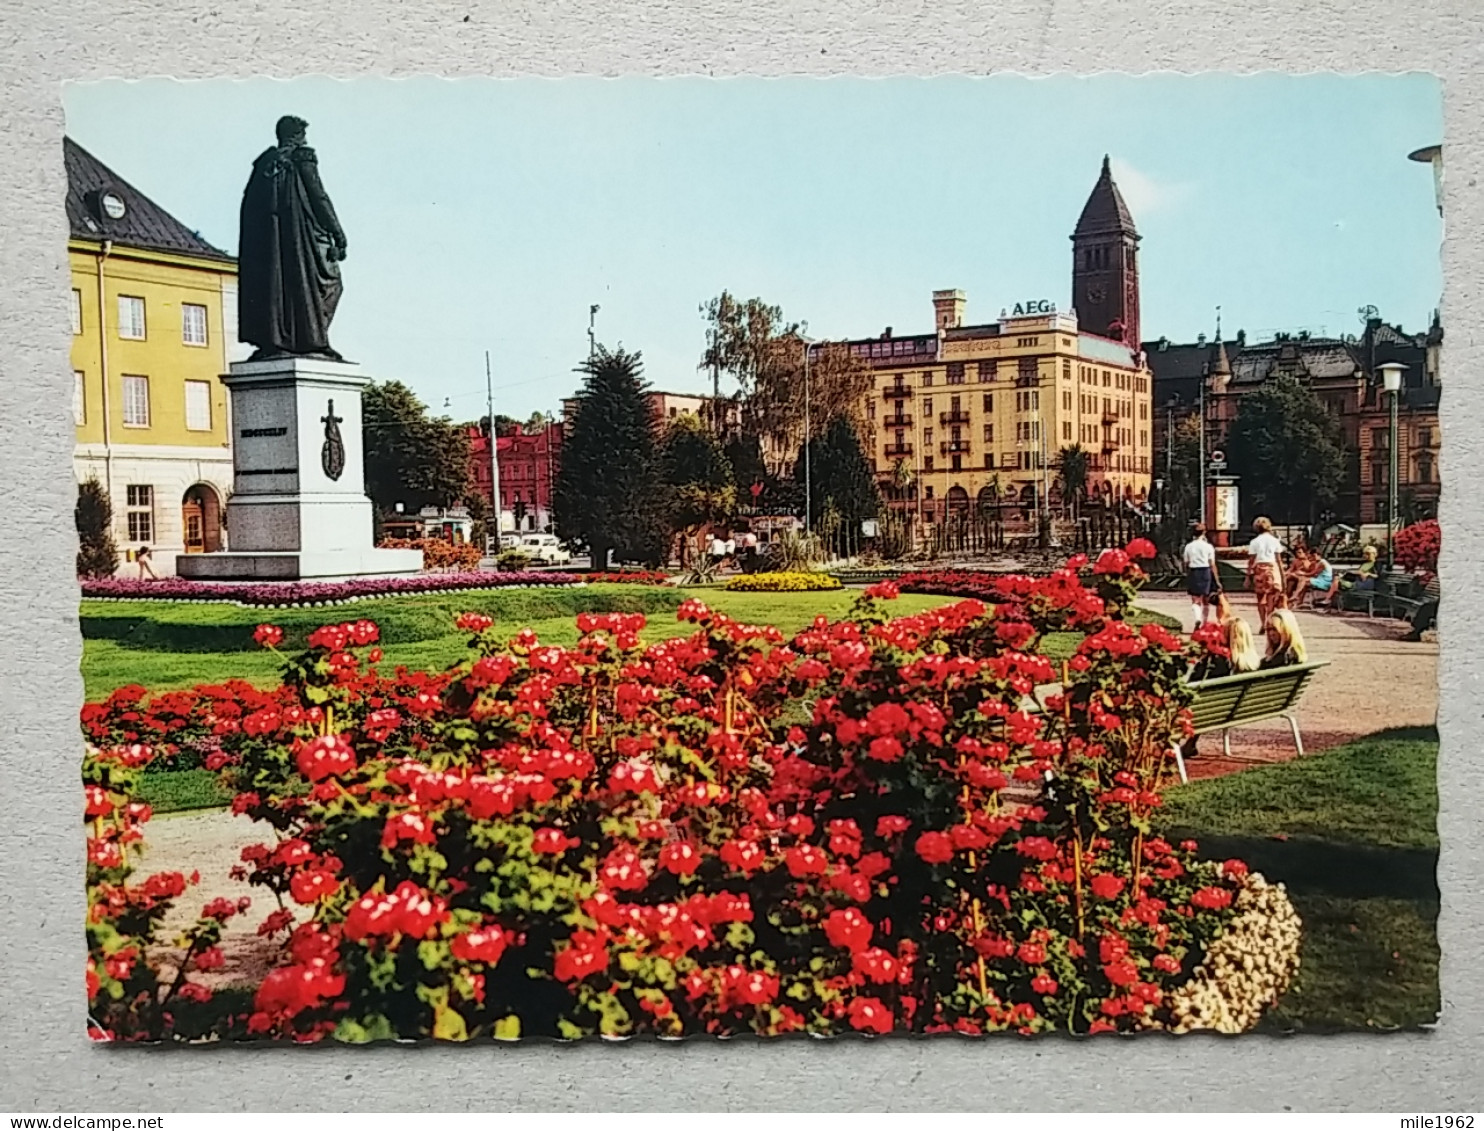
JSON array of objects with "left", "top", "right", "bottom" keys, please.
[{"left": 1071, "top": 155, "right": 1141, "bottom": 346}]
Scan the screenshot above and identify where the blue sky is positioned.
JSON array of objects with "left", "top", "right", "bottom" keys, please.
[{"left": 65, "top": 75, "right": 1441, "bottom": 422}]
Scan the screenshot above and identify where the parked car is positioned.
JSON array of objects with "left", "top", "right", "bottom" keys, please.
[
  {"left": 519, "top": 534, "right": 572, "bottom": 565},
  {"left": 489, "top": 533, "right": 521, "bottom": 555}
]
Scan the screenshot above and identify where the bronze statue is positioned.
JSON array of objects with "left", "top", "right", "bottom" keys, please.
[{"left": 238, "top": 116, "right": 348, "bottom": 361}]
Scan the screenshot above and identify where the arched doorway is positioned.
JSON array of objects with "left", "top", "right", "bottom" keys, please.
[
  {"left": 976, "top": 485, "right": 998, "bottom": 514},
  {"left": 182, "top": 484, "right": 223, "bottom": 554},
  {"left": 946, "top": 485, "right": 970, "bottom": 515}
]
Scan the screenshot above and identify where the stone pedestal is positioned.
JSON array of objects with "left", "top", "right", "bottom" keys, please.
[{"left": 177, "top": 357, "right": 423, "bottom": 582}]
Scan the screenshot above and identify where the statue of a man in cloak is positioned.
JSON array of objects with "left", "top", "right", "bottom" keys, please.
[{"left": 238, "top": 116, "right": 348, "bottom": 360}]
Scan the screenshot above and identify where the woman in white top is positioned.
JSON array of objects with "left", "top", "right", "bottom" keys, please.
[
  {"left": 1182, "top": 523, "right": 1219, "bottom": 630},
  {"left": 1245, "top": 516, "right": 1287, "bottom": 630}
]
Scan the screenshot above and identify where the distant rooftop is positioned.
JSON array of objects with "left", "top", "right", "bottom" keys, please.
[{"left": 64, "top": 137, "right": 233, "bottom": 263}]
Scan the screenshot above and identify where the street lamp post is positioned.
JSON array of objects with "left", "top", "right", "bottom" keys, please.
[
  {"left": 801, "top": 333, "right": 815, "bottom": 536},
  {"left": 1379, "top": 361, "right": 1407, "bottom": 573}
]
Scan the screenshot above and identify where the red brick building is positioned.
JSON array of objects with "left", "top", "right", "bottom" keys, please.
[
  {"left": 467, "top": 420, "right": 564, "bottom": 534},
  {"left": 1145, "top": 313, "right": 1441, "bottom": 526}
]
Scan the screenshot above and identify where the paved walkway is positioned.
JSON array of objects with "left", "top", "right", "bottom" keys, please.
[{"left": 1138, "top": 590, "right": 1438, "bottom": 780}]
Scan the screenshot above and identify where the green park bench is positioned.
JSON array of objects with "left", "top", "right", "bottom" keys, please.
[
  {"left": 1173, "top": 659, "right": 1330, "bottom": 782},
  {"left": 1031, "top": 659, "right": 1329, "bottom": 785}
]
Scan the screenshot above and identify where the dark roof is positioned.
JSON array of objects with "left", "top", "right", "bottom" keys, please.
[
  {"left": 1073, "top": 155, "right": 1138, "bottom": 238},
  {"left": 64, "top": 137, "right": 233, "bottom": 262},
  {"left": 1145, "top": 319, "right": 1438, "bottom": 409}
]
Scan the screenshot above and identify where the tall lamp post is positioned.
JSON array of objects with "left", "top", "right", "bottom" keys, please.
[
  {"left": 1379, "top": 361, "right": 1407, "bottom": 572},
  {"left": 801, "top": 333, "right": 815, "bottom": 536}
]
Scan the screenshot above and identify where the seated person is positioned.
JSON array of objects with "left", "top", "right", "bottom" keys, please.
[
  {"left": 1261, "top": 608, "right": 1308, "bottom": 668},
  {"left": 1297, "top": 554, "right": 1334, "bottom": 610},
  {"left": 1404, "top": 571, "right": 1440, "bottom": 642},
  {"left": 1323, "top": 540, "right": 1377, "bottom": 608},
  {"left": 1284, "top": 547, "right": 1323, "bottom": 606},
  {"left": 1183, "top": 617, "right": 1262, "bottom": 759},
  {"left": 1190, "top": 615, "right": 1263, "bottom": 682}
]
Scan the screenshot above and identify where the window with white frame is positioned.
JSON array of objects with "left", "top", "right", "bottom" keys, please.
[
  {"left": 182, "top": 303, "right": 209, "bottom": 346},
  {"left": 184, "top": 380, "right": 212, "bottom": 431},
  {"left": 122, "top": 374, "right": 150, "bottom": 427},
  {"left": 126, "top": 485, "right": 154, "bottom": 543},
  {"left": 71, "top": 289, "right": 83, "bottom": 335},
  {"left": 118, "top": 295, "right": 146, "bottom": 340},
  {"left": 73, "top": 371, "right": 86, "bottom": 425}
]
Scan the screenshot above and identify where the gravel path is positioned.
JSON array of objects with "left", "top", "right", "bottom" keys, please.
[{"left": 141, "top": 808, "right": 308, "bottom": 990}]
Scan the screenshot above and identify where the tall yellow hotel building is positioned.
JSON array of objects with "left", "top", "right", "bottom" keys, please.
[
  {"left": 67, "top": 138, "right": 246, "bottom": 576},
  {"left": 826, "top": 157, "right": 1153, "bottom": 519}
]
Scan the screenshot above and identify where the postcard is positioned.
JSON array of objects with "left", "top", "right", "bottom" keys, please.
[{"left": 70, "top": 75, "right": 1441, "bottom": 1042}]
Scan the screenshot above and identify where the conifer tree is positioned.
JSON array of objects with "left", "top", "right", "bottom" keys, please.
[
  {"left": 794, "top": 416, "right": 880, "bottom": 555},
  {"left": 76, "top": 477, "right": 119, "bottom": 578},
  {"left": 554, "top": 346, "right": 667, "bottom": 569}
]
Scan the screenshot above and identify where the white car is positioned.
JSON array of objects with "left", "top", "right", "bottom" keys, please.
[{"left": 518, "top": 534, "right": 572, "bottom": 565}]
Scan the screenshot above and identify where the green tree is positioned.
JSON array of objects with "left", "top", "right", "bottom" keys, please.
[
  {"left": 363, "top": 381, "right": 472, "bottom": 527},
  {"left": 1055, "top": 443, "right": 1091, "bottom": 520},
  {"left": 554, "top": 345, "right": 667, "bottom": 569},
  {"left": 795, "top": 416, "right": 880, "bottom": 555},
  {"left": 1226, "top": 375, "right": 1348, "bottom": 525},
  {"left": 700, "top": 292, "right": 873, "bottom": 455},
  {"left": 76, "top": 477, "right": 119, "bottom": 578},
  {"left": 660, "top": 415, "right": 736, "bottom": 565}
]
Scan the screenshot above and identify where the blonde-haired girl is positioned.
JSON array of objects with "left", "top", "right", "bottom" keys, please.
[
  {"left": 1226, "top": 616, "right": 1263, "bottom": 673},
  {"left": 1262, "top": 607, "right": 1307, "bottom": 668}
]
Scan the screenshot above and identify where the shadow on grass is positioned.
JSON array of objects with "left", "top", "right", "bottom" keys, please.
[
  {"left": 80, "top": 616, "right": 257, "bottom": 654},
  {"left": 1165, "top": 830, "right": 1439, "bottom": 905},
  {"left": 1161, "top": 826, "right": 1441, "bottom": 1032}
]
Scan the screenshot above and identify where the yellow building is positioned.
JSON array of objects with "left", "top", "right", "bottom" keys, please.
[
  {"left": 840, "top": 293, "right": 1154, "bottom": 520},
  {"left": 832, "top": 158, "right": 1155, "bottom": 522},
  {"left": 67, "top": 137, "right": 244, "bottom": 575}
]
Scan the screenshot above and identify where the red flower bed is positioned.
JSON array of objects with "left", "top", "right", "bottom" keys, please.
[
  {"left": 1393, "top": 520, "right": 1440, "bottom": 574},
  {"left": 83, "top": 538, "right": 1272, "bottom": 1042}
]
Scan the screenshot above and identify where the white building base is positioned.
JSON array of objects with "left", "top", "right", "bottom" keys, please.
[
  {"left": 178, "top": 355, "right": 423, "bottom": 584},
  {"left": 177, "top": 546, "right": 423, "bottom": 582}
]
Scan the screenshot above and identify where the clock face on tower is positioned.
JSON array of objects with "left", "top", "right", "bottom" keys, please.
[{"left": 1086, "top": 284, "right": 1108, "bottom": 304}]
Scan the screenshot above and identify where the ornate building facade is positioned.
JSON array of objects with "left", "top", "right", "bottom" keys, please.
[
  {"left": 1146, "top": 313, "right": 1441, "bottom": 526},
  {"left": 830, "top": 158, "right": 1154, "bottom": 522}
]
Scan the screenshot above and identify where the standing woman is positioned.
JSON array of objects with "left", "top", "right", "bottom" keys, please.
[
  {"left": 1245, "top": 516, "right": 1287, "bottom": 630},
  {"left": 1182, "top": 522, "right": 1219, "bottom": 630}
]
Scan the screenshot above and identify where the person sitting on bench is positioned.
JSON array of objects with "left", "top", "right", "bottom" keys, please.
[
  {"left": 1404, "top": 571, "right": 1440, "bottom": 642},
  {"left": 1326, "top": 545, "right": 1379, "bottom": 610},
  {"left": 1282, "top": 546, "right": 1329, "bottom": 608},
  {"left": 1184, "top": 616, "right": 1263, "bottom": 759},
  {"left": 1262, "top": 608, "right": 1308, "bottom": 668}
]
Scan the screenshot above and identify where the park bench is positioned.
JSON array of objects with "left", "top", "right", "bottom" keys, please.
[
  {"left": 1171, "top": 659, "right": 1329, "bottom": 783},
  {"left": 1386, "top": 573, "right": 1439, "bottom": 623},
  {"left": 1031, "top": 659, "right": 1329, "bottom": 785},
  {"left": 1336, "top": 571, "right": 1429, "bottom": 619}
]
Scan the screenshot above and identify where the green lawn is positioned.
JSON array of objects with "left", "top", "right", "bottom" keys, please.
[
  {"left": 1157, "top": 726, "right": 1440, "bottom": 1032},
  {"left": 79, "top": 584, "right": 959, "bottom": 698}
]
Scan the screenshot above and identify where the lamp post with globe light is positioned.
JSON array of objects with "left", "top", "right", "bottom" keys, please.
[{"left": 1379, "top": 361, "right": 1407, "bottom": 573}]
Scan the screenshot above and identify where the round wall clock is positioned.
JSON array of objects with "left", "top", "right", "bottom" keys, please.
[{"left": 1086, "top": 284, "right": 1108, "bottom": 304}]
